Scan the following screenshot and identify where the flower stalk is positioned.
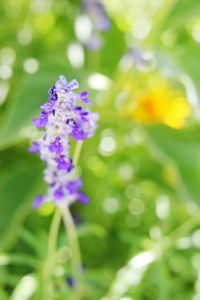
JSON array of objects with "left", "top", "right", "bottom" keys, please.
[{"left": 29, "top": 75, "right": 98, "bottom": 298}]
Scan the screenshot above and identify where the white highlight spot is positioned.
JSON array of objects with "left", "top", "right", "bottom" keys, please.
[
  {"left": 176, "top": 237, "right": 192, "bottom": 250},
  {"left": 88, "top": 73, "right": 112, "bottom": 90},
  {"left": 156, "top": 195, "right": 170, "bottom": 220},
  {"left": 192, "top": 24, "right": 200, "bottom": 43},
  {"left": 99, "top": 136, "right": 116, "bottom": 155},
  {"left": 0, "top": 81, "right": 9, "bottom": 104},
  {"left": 75, "top": 15, "right": 93, "bottom": 43},
  {"left": 118, "top": 164, "right": 133, "bottom": 181},
  {"left": 109, "top": 248, "right": 160, "bottom": 297},
  {"left": 192, "top": 230, "right": 200, "bottom": 248},
  {"left": 11, "top": 274, "right": 37, "bottom": 300},
  {"left": 23, "top": 58, "right": 39, "bottom": 74},
  {"left": 0, "top": 64, "right": 12, "bottom": 79},
  {"left": 129, "top": 251, "right": 156, "bottom": 269},
  {"left": 0, "top": 47, "right": 16, "bottom": 65},
  {"left": 132, "top": 18, "right": 152, "bottom": 40},
  {"left": 0, "top": 254, "right": 10, "bottom": 265},
  {"left": 67, "top": 42, "right": 84, "bottom": 68},
  {"left": 103, "top": 197, "right": 120, "bottom": 214}
]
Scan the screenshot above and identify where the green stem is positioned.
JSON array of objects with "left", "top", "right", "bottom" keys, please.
[
  {"left": 43, "top": 209, "right": 62, "bottom": 298},
  {"left": 73, "top": 141, "right": 83, "bottom": 166},
  {"left": 59, "top": 203, "right": 82, "bottom": 276},
  {"left": 168, "top": 211, "right": 200, "bottom": 243}
]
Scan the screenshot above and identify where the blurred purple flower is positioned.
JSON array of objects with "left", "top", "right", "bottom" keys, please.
[{"left": 80, "top": 0, "right": 110, "bottom": 50}]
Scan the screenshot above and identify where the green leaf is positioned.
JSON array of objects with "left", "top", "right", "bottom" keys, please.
[
  {"left": 147, "top": 125, "right": 200, "bottom": 204},
  {"left": 163, "top": 0, "right": 200, "bottom": 28},
  {"left": 0, "top": 288, "right": 9, "bottom": 300},
  {"left": 0, "top": 155, "right": 43, "bottom": 251}
]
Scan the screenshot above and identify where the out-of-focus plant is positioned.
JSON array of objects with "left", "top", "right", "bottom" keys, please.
[
  {"left": 117, "top": 72, "right": 191, "bottom": 129},
  {"left": 1, "top": 0, "right": 200, "bottom": 299}
]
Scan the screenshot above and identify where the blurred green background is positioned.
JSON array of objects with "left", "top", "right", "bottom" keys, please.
[{"left": 1, "top": 0, "right": 200, "bottom": 299}]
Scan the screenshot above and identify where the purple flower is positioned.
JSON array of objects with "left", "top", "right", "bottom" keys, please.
[
  {"left": 77, "top": 192, "right": 89, "bottom": 204},
  {"left": 67, "top": 178, "right": 82, "bottom": 194},
  {"left": 40, "top": 101, "right": 55, "bottom": 113},
  {"left": 55, "top": 76, "right": 79, "bottom": 94},
  {"left": 29, "top": 141, "right": 40, "bottom": 153},
  {"left": 33, "top": 112, "right": 48, "bottom": 128},
  {"left": 54, "top": 186, "right": 64, "bottom": 200},
  {"left": 96, "top": 14, "right": 110, "bottom": 32},
  {"left": 48, "top": 85, "right": 57, "bottom": 101},
  {"left": 49, "top": 136, "right": 63, "bottom": 154},
  {"left": 70, "top": 121, "right": 87, "bottom": 140},
  {"left": 81, "top": 0, "right": 110, "bottom": 50},
  {"left": 30, "top": 75, "right": 98, "bottom": 206},
  {"left": 32, "top": 195, "right": 45, "bottom": 208},
  {"left": 84, "top": 34, "right": 102, "bottom": 50},
  {"left": 56, "top": 156, "right": 74, "bottom": 172},
  {"left": 80, "top": 91, "right": 92, "bottom": 105}
]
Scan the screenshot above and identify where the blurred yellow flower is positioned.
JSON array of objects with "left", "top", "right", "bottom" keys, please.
[{"left": 123, "top": 74, "right": 191, "bottom": 129}]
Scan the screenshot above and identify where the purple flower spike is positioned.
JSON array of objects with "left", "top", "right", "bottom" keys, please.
[
  {"left": 30, "top": 75, "right": 98, "bottom": 207},
  {"left": 80, "top": 91, "right": 92, "bottom": 105},
  {"left": 82, "top": 0, "right": 110, "bottom": 50},
  {"left": 32, "top": 195, "right": 45, "bottom": 208}
]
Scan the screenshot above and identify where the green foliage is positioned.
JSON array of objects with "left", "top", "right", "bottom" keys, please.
[{"left": 1, "top": 0, "right": 200, "bottom": 299}]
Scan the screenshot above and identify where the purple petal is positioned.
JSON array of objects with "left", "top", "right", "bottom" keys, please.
[
  {"left": 59, "top": 75, "right": 68, "bottom": 85},
  {"left": 71, "top": 128, "right": 87, "bottom": 140},
  {"left": 40, "top": 101, "right": 55, "bottom": 113},
  {"left": 48, "top": 85, "right": 57, "bottom": 101},
  {"left": 56, "top": 156, "right": 74, "bottom": 172},
  {"left": 67, "top": 178, "right": 82, "bottom": 194},
  {"left": 96, "top": 15, "right": 110, "bottom": 32},
  {"left": 28, "top": 141, "right": 40, "bottom": 153},
  {"left": 77, "top": 192, "right": 89, "bottom": 204},
  {"left": 85, "top": 35, "right": 102, "bottom": 50},
  {"left": 49, "top": 136, "right": 63, "bottom": 154},
  {"left": 33, "top": 113, "right": 48, "bottom": 128},
  {"left": 80, "top": 90, "right": 92, "bottom": 105},
  {"left": 32, "top": 195, "right": 45, "bottom": 208},
  {"left": 54, "top": 186, "right": 64, "bottom": 200},
  {"left": 67, "top": 79, "right": 79, "bottom": 90}
]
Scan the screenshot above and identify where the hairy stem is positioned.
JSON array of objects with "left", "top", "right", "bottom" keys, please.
[
  {"left": 73, "top": 141, "right": 83, "bottom": 166},
  {"left": 60, "top": 203, "right": 82, "bottom": 277}
]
